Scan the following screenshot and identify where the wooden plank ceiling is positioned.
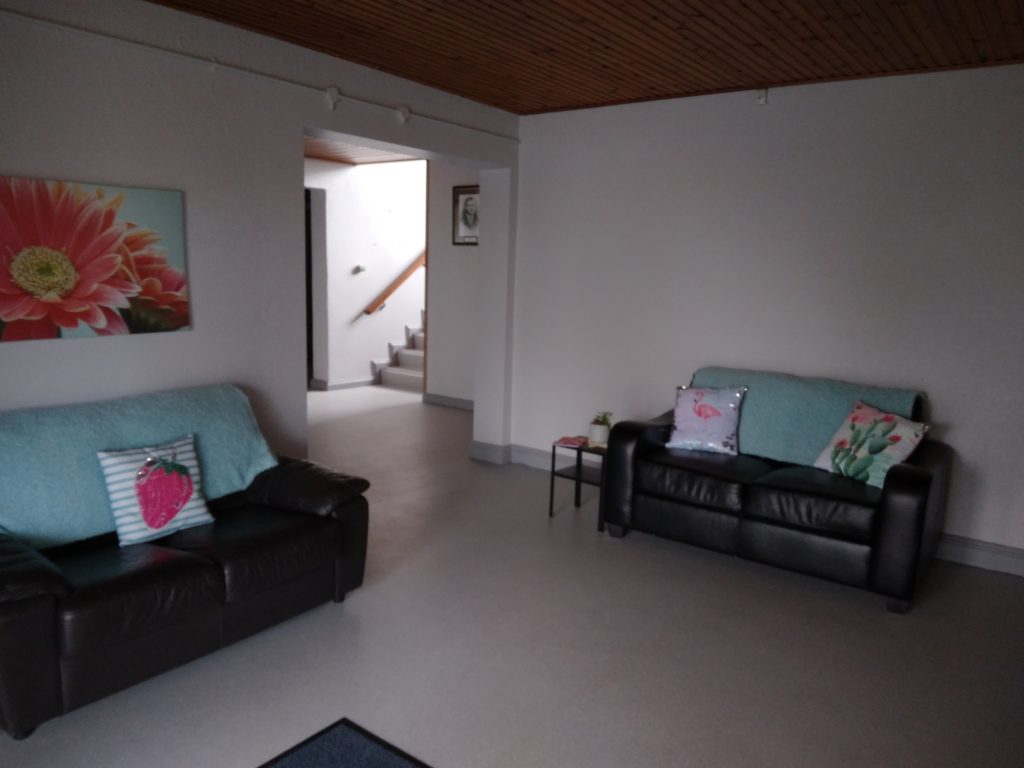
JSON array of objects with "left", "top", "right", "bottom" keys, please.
[
  {"left": 151, "top": 0, "right": 1024, "bottom": 114},
  {"left": 303, "top": 136, "right": 419, "bottom": 164}
]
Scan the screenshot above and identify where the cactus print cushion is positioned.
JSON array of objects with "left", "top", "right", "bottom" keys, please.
[
  {"left": 98, "top": 435, "right": 214, "bottom": 546},
  {"left": 666, "top": 386, "right": 747, "bottom": 455},
  {"left": 813, "top": 401, "right": 929, "bottom": 488}
]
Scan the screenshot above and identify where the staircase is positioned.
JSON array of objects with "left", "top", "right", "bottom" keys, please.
[{"left": 373, "top": 309, "right": 425, "bottom": 391}]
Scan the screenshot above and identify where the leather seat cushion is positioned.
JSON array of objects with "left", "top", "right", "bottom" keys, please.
[
  {"left": 738, "top": 519, "right": 871, "bottom": 588},
  {"left": 634, "top": 448, "right": 777, "bottom": 513},
  {"left": 156, "top": 505, "right": 342, "bottom": 603},
  {"left": 47, "top": 535, "right": 224, "bottom": 656},
  {"left": 748, "top": 466, "right": 881, "bottom": 542},
  {"left": 632, "top": 494, "right": 740, "bottom": 554}
]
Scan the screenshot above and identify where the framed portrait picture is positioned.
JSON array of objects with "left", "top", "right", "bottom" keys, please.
[{"left": 452, "top": 185, "right": 479, "bottom": 245}]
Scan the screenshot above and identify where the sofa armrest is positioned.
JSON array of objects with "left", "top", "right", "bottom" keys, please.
[
  {"left": 0, "top": 530, "right": 70, "bottom": 604},
  {"left": 0, "top": 531, "right": 66, "bottom": 738},
  {"left": 600, "top": 411, "right": 673, "bottom": 530},
  {"left": 905, "top": 439, "right": 954, "bottom": 566},
  {"left": 0, "top": 596, "right": 64, "bottom": 738},
  {"left": 246, "top": 458, "right": 370, "bottom": 596},
  {"left": 246, "top": 457, "right": 370, "bottom": 519},
  {"left": 871, "top": 439, "right": 953, "bottom": 605}
]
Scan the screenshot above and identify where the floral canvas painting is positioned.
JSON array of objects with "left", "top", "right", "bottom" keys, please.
[{"left": 0, "top": 174, "right": 191, "bottom": 342}]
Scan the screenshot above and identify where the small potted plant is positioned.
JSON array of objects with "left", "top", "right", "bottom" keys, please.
[{"left": 588, "top": 411, "right": 613, "bottom": 447}]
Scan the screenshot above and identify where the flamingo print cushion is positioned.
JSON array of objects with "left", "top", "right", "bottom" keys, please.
[
  {"left": 98, "top": 434, "right": 214, "bottom": 546},
  {"left": 666, "top": 386, "right": 747, "bottom": 455},
  {"left": 813, "top": 401, "right": 928, "bottom": 488}
]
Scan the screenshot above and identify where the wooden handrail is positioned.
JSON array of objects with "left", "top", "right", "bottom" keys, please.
[{"left": 362, "top": 252, "right": 426, "bottom": 315}]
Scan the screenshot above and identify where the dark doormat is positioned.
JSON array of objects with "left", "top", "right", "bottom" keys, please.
[{"left": 259, "top": 717, "right": 434, "bottom": 768}]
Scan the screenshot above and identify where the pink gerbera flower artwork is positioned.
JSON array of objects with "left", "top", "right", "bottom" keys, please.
[
  {"left": 0, "top": 175, "right": 190, "bottom": 342},
  {"left": 118, "top": 224, "right": 192, "bottom": 332}
]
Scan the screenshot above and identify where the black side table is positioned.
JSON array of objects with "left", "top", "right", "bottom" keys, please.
[{"left": 549, "top": 441, "right": 606, "bottom": 531}]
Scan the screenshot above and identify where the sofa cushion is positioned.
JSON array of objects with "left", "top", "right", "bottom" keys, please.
[
  {"left": 155, "top": 506, "right": 342, "bottom": 603},
  {"left": 632, "top": 494, "right": 741, "bottom": 553},
  {"left": 666, "top": 386, "right": 746, "bottom": 455},
  {"left": 748, "top": 466, "right": 881, "bottom": 543},
  {"left": 738, "top": 519, "right": 872, "bottom": 588},
  {"left": 46, "top": 536, "right": 224, "bottom": 656},
  {"left": 98, "top": 435, "right": 214, "bottom": 546},
  {"left": 690, "top": 367, "right": 922, "bottom": 467},
  {"left": 635, "top": 448, "right": 777, "bottom": 513},
  {"left": 813, "top": 401, "right": 929, "bottom": 488}
]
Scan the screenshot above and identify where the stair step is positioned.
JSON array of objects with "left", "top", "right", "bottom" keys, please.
[
  {"left": 370, "top": 359, "right": 390, "bottom": 383},
  {"left": 397, "top": 347, "right": 425, "bottom": 371},
  {"left": 412, "top": 331, "right": 426, "bottom": 350},
  {"left": 381, "top": 366, "right": 423, "bottom": 391},
  {"left": 388, "top": 341, "right": 406, "bottom": 363}
]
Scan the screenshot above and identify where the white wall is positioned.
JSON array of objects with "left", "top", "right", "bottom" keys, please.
[
  {"left": 305, "top": 159, "right": 426, "bottom": 387},
  {"left": 425, "top": 161, "right": 481, "bottom": 403},
  {"left": 514, "top": 65, "right": 1024, "bottom": 549},
  {"left": 0, "top": 0, "right": 516, "bottom": 456}
]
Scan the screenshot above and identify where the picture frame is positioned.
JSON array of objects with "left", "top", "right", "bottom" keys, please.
[
  {"left": 452, "top": 185, "right": 479, "bottom": 245},
  {"left": 0, "top": 173, "right": 191, "bottom": 343}
]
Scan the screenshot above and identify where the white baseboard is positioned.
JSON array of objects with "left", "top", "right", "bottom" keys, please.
[
  {"left": 511, "top": 443, "right": 601, "bottom": 470},
  {"left": 309, "top": 377, "right": 374, "bottom": 391},
  {"left": 937, "top": 534, "right": 1024, "bottom": 577},
  {"left": 510, "top": 444, "right": 548, "bottom": 469},
  {"left": 470, "top": 441, "right": 510, "bottom": 464},
  {"left": 423, "top": 393, "right": 473, "bottom": 411}
]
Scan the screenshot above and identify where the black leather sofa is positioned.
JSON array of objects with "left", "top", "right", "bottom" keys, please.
[
  {"left": 0, "top": 457, "right": 369, "bottom": 740},
  {"left": 600, "top": 369, "right": 953, "bottom": 613}
]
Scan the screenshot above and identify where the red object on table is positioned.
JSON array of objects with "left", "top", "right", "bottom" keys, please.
[{"left": 554, "top": 435, "right": 588, "bottom": 448}]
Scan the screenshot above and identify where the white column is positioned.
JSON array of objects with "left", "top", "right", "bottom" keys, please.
[{"left": 471, "top": 167, "right": 517, "bottom": 462}]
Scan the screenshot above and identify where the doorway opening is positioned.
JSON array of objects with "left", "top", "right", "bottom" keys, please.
[
  {"left": 304, "top": 140, "right": 428, "bottom": 395},
  {"left": 303, "top": 130, "right": 484, "bottom": 409}
]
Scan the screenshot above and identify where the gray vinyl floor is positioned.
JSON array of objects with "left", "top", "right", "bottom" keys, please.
[{"left": 3, "top": 386, "right": 1023, "bottom": 767}]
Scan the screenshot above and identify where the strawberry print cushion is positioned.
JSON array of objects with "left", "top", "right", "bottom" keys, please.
[
  {"left": 666, "top": 386, "right": 747, "bottom": 456},
  {"left": 813, "top": 401, "right": 929, "bottom": 488},
  {"left": 98, "top": 435, "right": 214, "bottom": 546}
]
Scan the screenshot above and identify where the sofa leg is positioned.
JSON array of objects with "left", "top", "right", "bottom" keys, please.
[
  {"left": 332, "top": 593, "right": 346, "bottom": 604},
  {"left": 886, "top": 598, "right": 910, "bottom": 614},
  {"left": 10, "top": 726, "right": 36, "bottom": 741},
  {"left": 606, "top": 524, "right": 628, "bottom": 539}
]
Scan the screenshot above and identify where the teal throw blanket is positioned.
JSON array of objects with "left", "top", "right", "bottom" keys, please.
[
  {"left": 690, "top": 367, "right": 922, "bottom": 467},
  {"left": 0, "top": 385, "right": 277, "bottom": 548}
]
